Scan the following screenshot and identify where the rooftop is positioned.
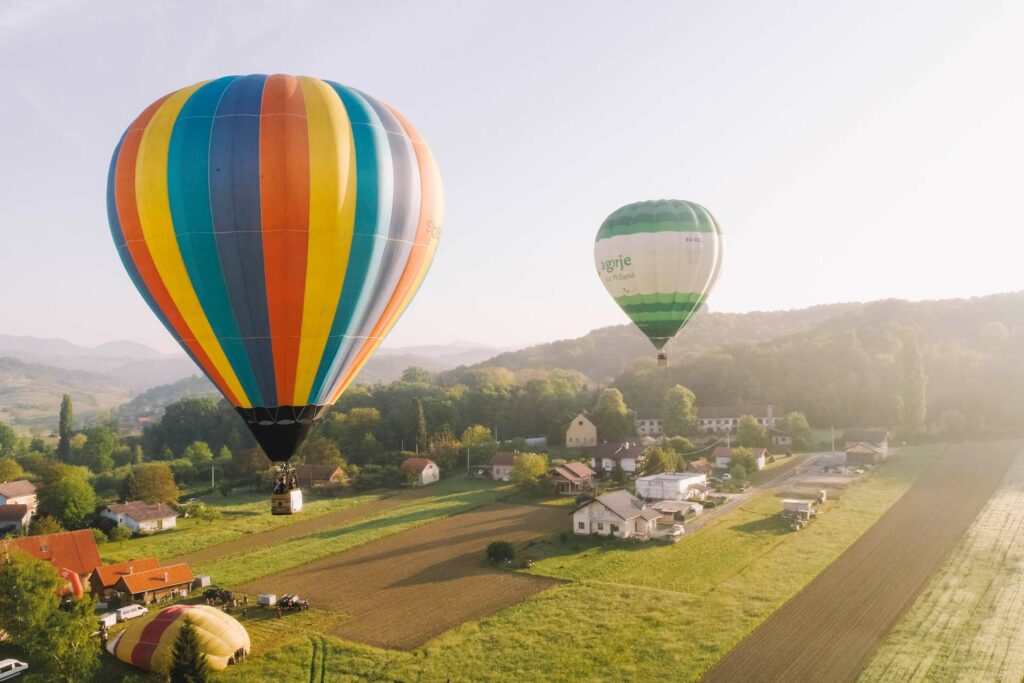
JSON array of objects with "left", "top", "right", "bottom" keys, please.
[
  {"left": 116, "top": 563, "right": 194, "bottom": 595},
  {"left": 580, "top": 490, "right": 661, "bottom": 521},
  {"left": 589, "top": 442, "right": 648, "bottom": 460},
  {"left": 90, "top": 557, "right": 161, "bottom": 589},
  {"left": 0, "top": 504, "right": 30, "bottom": 523},
  {"left": 106, "top": 501, "right": 178, "bottom": 523},
  {"left": 400, "top": 457, "right": 436, "bottom": 473},
  {"left": 551, "top": 461, "right": 595, "bottom": 483},
  {"left": 0, "top": 480, "right": 36, "bottom": 499},
  {"left": 490, "top": 451, "right": 520, "bottom": 466},
  {"left": 9, "top": 529, "right": 101, "bottom": 576}
]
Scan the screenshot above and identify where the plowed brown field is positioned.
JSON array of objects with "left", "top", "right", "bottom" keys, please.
[
  {"left": 171, "top": 488, "right": 434, "bottom": 566},
  {"left": 233, "top": 502, "right": 566, "bottom": 649},
  {"left": 702, "top": 442, "right": 1017, "bottom": 683}
]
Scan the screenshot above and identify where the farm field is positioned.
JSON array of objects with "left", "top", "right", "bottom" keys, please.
[
  {"left": 234, "top": 502, "right": 566, "bottom": 649},
  {"left": 861, "top": 446, "right": 1024, "bottom": 682},
  {"left": 212, "top": 444, "right": 942, "bottom": 682},
  {"left": 703, "top": 440, "right": 1019, "bottom": 683}
]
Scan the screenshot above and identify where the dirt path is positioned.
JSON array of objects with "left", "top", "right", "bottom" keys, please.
[
  {"left": 233, "top": 502, "right": 567, "bottom": 650},
  {"left": 701, "top": 442, "right": 1018, "bottom": 683},
  {"left": 171, "top": 488, "right": 435, "bottom": 566}
]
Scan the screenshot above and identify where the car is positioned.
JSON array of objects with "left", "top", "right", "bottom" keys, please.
[
  {"left": 721, "top": 473, "right": 732, "bottom": 480},
  {"left": 185, "top": 498, "right": 200, "bottom": 504},
  {"left": 0, "top": 659, "right": 28, "bottom": 680},
  {"left": 279, "top": 594, "right": 309, "bottom": 611},
  {"left": 115, "top": 604, "right": 148, "bottom": 622}
]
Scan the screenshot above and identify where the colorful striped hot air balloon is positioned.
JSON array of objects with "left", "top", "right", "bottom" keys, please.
[
  {"left": 107, "top": 604, "right": 250, "bottom": 674},
  {"left": 107, "top": 74, "right": 442, "bottom": 469},
  {"left": 594, "top": 200, "right": 722, "bottom": 366}
]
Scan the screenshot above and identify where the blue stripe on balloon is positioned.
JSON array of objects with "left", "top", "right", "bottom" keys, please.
[
  {"left": 108, "top": 133, "right": 211, "bottom": 382},
  {"left": 314, "top": 90, "right": 420, "bottom": 402},
  {"left": 306, "top": 83, "right": 394, "bottom": 405},
  {"left": 167, "top": 77, "right": 264, "bottom": 406},
  {"left": 209, "top": 74, "right": 279, "bottom": 405}
]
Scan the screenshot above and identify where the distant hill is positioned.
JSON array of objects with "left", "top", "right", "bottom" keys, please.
[{"left": 117, "top": 375, "right": 219, "bottom": 427}]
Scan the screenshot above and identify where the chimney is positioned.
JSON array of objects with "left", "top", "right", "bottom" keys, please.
[
  {"left": 163, "top": 571, "right": 169, "bottom": 583},
  {"left": 128, "top": 566, "right": 134, "bottom": 574}
]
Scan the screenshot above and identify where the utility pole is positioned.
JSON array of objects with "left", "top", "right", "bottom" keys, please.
[{"left": 211, "top": 464, "right": 215, "bottom": 490}]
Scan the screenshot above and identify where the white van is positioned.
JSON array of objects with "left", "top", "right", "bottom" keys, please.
[
  {"left": 115, "top": 604, "right": 148, "bottom": 622},
  {"left": 0, "top": 659, "right": 28, "bottom": 681}
]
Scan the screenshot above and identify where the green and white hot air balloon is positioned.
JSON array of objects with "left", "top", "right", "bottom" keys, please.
[{"left": 594, "top": 200, "right": 723, "bottom": 367}]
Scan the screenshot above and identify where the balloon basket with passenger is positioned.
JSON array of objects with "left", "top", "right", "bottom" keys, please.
[{"left": 270, "top": 465, "right": 303, "bottom": 515}]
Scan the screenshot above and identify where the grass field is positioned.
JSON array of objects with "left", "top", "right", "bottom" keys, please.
[
  {"left": 206, "top": 443, "right": 942, "bottom": 682},
  {"left": 860, "top": 446, "right": 1024, "bottom": 682}
]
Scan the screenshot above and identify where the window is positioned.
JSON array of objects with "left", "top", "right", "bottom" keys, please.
[
  {"left": 578, "top": 421, "right": 583, "bottom": 426},
  {"left": 578, "top": 522, "right": 585, "bottom": 530},
  {"left": 597, "top": 523, "right": 604, "bottom": 531},
  {"left": 40, "top": 544, "right": 49, "bottom": 552}
]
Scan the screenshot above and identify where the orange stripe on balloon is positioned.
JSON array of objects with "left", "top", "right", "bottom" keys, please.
[
  {"left": 114, "top": 95, "right": 242, "bottom": 407},
  {"left": 259, "top": 74, "right": 309, "bottom": 405},
  {"left": 329, "top": 105, "right": 442, "bottom": 402}
]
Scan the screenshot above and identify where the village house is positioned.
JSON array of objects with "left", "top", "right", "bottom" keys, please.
[
  {"left": 634, "top": 471, "right": 709, "bottom": 502},
  {"left": 688, "top": 458, "right": 713, "bottom": 475},
  {"left": 572, "top": 490, "right": 662, "bottom": 539},
  {"left": 9, "top": 529, "right": 101, "bottom": 579},
  {"left": 842, "top": 429, "right": 890, "bottom": 457},
  {"left": 769, "top": 428, "right": 793, "bottom": 448},
  {"left": 845, "top": 442, "right": 886, "bottom": 466},
  {"left": 88, "top": 557, "right": 161, "bottom": 599},
  {"left": 294, "top": 464, "right": 347, "bottom": 489},
  {"left": 101, "top": 501, "right": 178, "bottom": 534},
  {"left": 565, "top": 411, "right": 598, "bottom": 448},
  {"left": 0, "top": 480, "right": 37, "bottom": 512},
  {"left": 401, "top": 457, "right": 440, "bottom": 486},
  {"left": 490, "top": 452, "right": 520, "bottom": 482},
  {"left": 550, "top": 461, "right": 596, "bottom": 495},
  {"left": 113, "top": 563, "right": 194, "bottom": 605},
  {"left": 0, "top": 504, "right": 32, "bottom": 533},
  {"left": 698, "top": 405, "right": 780, "bottom": 433},
  {"left": 635, "top": 412, "right": 664, "bottom": 437},
  {"left": 713, "top": 446, "right": 768, "bottom": 472},
  {"left": 589, "top": 442, "right": 648, "bottom": 474}
]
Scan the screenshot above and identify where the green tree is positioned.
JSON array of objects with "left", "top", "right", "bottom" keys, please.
[
  {"left": 216, "top": 445, "right": 233, "bottom": 464},
  {"left": 0, "top": 422, "right": 17, "bottom": 458},
  {"left": 133, "top": 462, "right": 180, "bottom": 504},
  {"left": 660, "top": 385, "right": 698, "bottom": 437},
  {"left": 120, "top": 468, "right": 139, "bottom": 502},
  {"left": 510, "top": 452, "right": 549, "bottom": 494},
  {"left": 79, "top": 424, "right": 117, "bottom": 473},
  {"left": 728, "top": 446, "right": 757, "bottom": 474},
  {"left": 413, "top": 398, "right": 428, "bottom": 452},
  {"left": 461, "top": 424, "right": 495, "bottom": 463},
  {"left": 108, "top": 525, "right": 132, "bottom": 543},
  {"left": 38, "top": 465, "right": 97, "bottom": 529},
  {"left": 29, "top": 515, "right": 65, "bottom": 536},
  {"left": 780, "top": 411, "right": 812, "bottom": 450},
  {"left": 300, "top": 437, "right": 344, "bottom": 467},
  {"left": 0, "top": 553, "right": 99, "bottom": 682},
  {"left": 485, "top": 540, "right": 515, "bottom": 565},
  {"left": 897, "top": 334, "right": 927, "bottom": 437},
  {"left": 57, "top": 393, "right": 73, "bottom": 462},
  {"left": 592, "top": 388, "right": 635, "bottom": 441},
  {"left": 183, "top": 441, "right": 214, "bottom": 468},
  {"left": 664, "top": 436, "right": 695, "bottom": 458},
  {"left": 169, "top": 616, "right": 210, "bottom": 682},
  {"left": 0, "top": 456, "right": 24, "bottom": 481},
  {"left": 737, "top": 415, "right": 767, "bottom": 448},
  {"left": 642, "top": 447, "right": 683, "bottom": 475}
]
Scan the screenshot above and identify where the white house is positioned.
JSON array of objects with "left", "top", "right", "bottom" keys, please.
[
  {"left": 101, "top": 501, "right": 178, "bottom": 534},
  {"left": 0, "top": 480, "right": 37, "bottom": 512},
  {"left": 572, "top": 490, "right": 662, "bottom": 539},
  {"left": 635, "top": 471, "right": 708, "bottom": 502},
  {"left": 490, "top": 452, "right": 520, "bottom": 482},
  {"left": 842, "top": 430, "right": 890, "bottom": 457},
  {"left": 635, "top": 413, "right": 663, "bottom": 437},
  {"left": 698, "top": 405, "right": 780, "bottom": 433},
  {"left": 713, "top": 447, "right": 768, "bottom": 472},
  {"left": 401, "top": 457, "right": 440, "bottom": 486},
  {"left": 0, "top": 504, "right": 32, "bottom": 532},
  {"left": 565, "top": 412, "right": 598, "bottom": 448},
  {"left": 589, "top": 442, "right": 648, "bottom": 474}
]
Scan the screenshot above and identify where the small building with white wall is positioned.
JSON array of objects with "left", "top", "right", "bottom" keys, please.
[
  {"left": 565, "top": 412, "right": 598, "bottom": 448},
  {"left": 401, "top": 458, "right": 440, "bottom": 486},
  {"left": 572, "top": 490, "right": 662, "bottom": 539},
  {"left": 634, "top": 472, "right": 708, "bottom": 502},
  {"left": 101, "top": 502, "right": 178, "bottom": 534}
]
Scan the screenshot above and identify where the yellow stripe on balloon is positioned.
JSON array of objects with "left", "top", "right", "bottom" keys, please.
[
  {"left": 134, "top": 83, "right": 252, "bottom": 408},
  {"left": 291, "top": 77, "right": 357, "bottom": 405}
]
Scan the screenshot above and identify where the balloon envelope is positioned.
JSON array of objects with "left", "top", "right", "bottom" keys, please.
[
  {"left": 107, "top": 74, "right": 442, "bottom": 461},
  {"left": 108, "top": 604, "right": 250, "bottom": 673},
  {"left": 594, "top": 200, "right": 722, "bottom": 351}
]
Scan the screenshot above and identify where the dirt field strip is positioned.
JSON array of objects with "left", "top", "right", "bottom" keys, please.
[
  {"left": 861, "top": 447, "right": 1024, "bottom": 682},
  {"left": 233, "top": 502, "right": 566, "bottom": 650},
  {"left": 701, "top": 441, "right": 1018, "bottom": 683},
  {"left": 171, "top": 488, "right": 434, "bottom": 566}
]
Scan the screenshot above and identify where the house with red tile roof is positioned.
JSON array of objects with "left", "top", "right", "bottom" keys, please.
[
  {"left": 88, "top": 557, "right": 161, "bottom": 599},
  {"left": 113, "top": 563, "right": 194, "bottom": 604},
  {"left": 9, "top": 529, "right": 102, "bottom": 578}
]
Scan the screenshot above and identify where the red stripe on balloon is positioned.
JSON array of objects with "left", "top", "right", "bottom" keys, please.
[
  {"left": 113, "top": 95, "right": 242, "bottom": 407},
  {"left": 130, "top": 604, "right": 190, "bottom": 670},
  {"left": 259, "top": 74, "right": 310, "bottom": 405}
]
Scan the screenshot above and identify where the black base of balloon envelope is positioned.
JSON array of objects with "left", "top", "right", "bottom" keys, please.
[
  {"left": 270, "top": 464, "right": 303, "bottom": 515},
  {"left": 235, "top": 405, "right": 331, "bottom": 463}
]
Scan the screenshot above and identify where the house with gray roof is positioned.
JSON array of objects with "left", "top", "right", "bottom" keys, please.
[{"left": 572, "top": 490, "right": 662, "bottom": 539}]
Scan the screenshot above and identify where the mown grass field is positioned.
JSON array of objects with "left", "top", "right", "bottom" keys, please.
[
  {"left": 860, "top": 446, "right": 1024, "bottom": 682},
  {"left": 206, "top": 444, "right": 942, "bottom": 682}
]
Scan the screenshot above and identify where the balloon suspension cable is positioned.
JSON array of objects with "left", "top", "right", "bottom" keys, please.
[
  {"left": 657, "top": 351, "right": 669, "bottom": 368},
  {"left": 272, "top": 464, "right": 299, "bottom": 495}
]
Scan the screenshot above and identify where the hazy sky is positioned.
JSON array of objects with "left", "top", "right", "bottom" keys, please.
[{"left": 1, "top": 0, "right": 1020, "bottom": 353}]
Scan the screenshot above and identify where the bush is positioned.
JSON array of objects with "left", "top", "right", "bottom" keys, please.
[
  {"left": 90, "top": 528, "right": 107, "bottom": 545},
  {"left": 559, "top": 531, "right": 570, "bottom": 543},
  {"left": 108, "top": 526, "right": 131, "bottom": 543},
  {"left": 486, "top": 540, "right": 515, "bottom": 565}
]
